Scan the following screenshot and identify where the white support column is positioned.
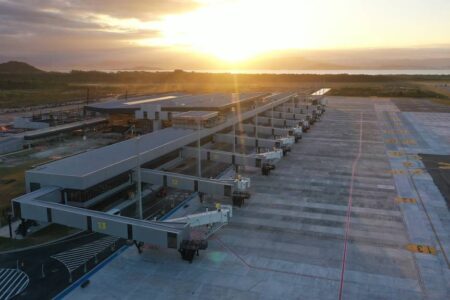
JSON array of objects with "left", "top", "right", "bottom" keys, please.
[
  {"left": 255, "top": 102, "right": 259, "bottom": 138},
  {"left": 232, "top": 122, "right": 236, "bottom": 154},
  {"left": 135, "top": 136, "right": 143, "bottom": 220},
  {"left": 271, "top": 102, "right": 274, "bottom": 127},
  {"left": 197, "top": 120, "right": 202, "bottom": 178}
]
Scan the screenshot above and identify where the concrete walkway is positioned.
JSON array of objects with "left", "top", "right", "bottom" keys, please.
[{"left": 0, "top": 220, "right": 20, "bottom": 239}]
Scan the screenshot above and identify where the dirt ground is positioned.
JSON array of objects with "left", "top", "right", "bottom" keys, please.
[{"left": 0, "top": 132, "right": 123, "bottom": 225}]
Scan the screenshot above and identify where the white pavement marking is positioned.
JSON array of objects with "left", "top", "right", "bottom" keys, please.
[
  {"left": 0, "top": 269, "right": 29, "bottom": 300},
  {"left": 376, "top": 184, "right": 396, "bottom": 190},
  {"left": 374, "top": 104, "right": 401, "bottom": 112},
  {"left": 51, "top": 236, "right": 119, "bottom": 274},
  {"left": 249, "top": 193, "right": 402, "bottom": 217}
]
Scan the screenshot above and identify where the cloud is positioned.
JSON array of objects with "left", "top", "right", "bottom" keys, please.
[
  {"left": 0, "top": 0, "right": 199, "bottom": 66},
  {"left": 63, "top": 0, "right": 200, "bottom": 20},
  {"left": 0, "top": 1, "right": 96, "bottom": 31},
  {"left": 1, "top": 0, "right": 449, "bottom": 70},
  {"left": 9, "top": 0, "right": 200, "bottom": 21}
]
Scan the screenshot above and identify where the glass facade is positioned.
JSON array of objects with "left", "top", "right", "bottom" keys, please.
[{"left": 64, "top": 171, "right": 131, "bottom": 203}]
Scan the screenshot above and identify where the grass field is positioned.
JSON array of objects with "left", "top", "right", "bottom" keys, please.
[
  {"left": 2, "top": 81, "right": 448, "bottom": 108},
  {"left": 327, "top": 82, "right": 446, "bottom": 99},
  {"left": 0, "top": 224, "right": 78, "bottom": 252},
  {"left": 0, "top": 132, "right": 123, "bottom": 228},
  {"left": 0, "top": 136, "right": 119, "bottom": 249},
  {"left": 1, "top": 72, "right": 449, "bottom": 109},
  {"left": 0, "top": 151, "right": 49, "bottom": 226}
]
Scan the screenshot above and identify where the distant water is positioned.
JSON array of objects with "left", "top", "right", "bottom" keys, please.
[
  {"left": 101, "top": 69, "right": 450, "bottom": 75},
  {"left": 189, "top": 69, "right": 450, "bottom": 75}
]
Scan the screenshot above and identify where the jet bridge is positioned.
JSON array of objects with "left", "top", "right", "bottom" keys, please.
[
  {"left": 276, "top": 106, "right": 311, "bottom": 114},
  {"left": 141, "top": 168, "right": 234, "bottom": 197},
  {"left": 215, "top": 133, "right": 293, "bottom": 150},
  {"left": 271, "top": 107, "right": 316, "bottom": 125},
  {"left": 263, "top": 111, "right": 308, "bottom": 120},
  {"left": 182, "top": 147, "right": 266, "bottom": 168},
  {"left": 180, "top": 146, "right": 282, "bottom": 175},
  {"left": 280, "top": 102, "right": 324, "bottom": 116},
  {"left": 163, "top": 205, "right": 233, "bottom": 262},
  {"left": 237, "top": 124, "right": 302, "bottom": 142},
  {"left": 261, "top": 111, "right": 312, "bottom": 129},
  {"left": 164, "top": 205, "right": 232, "bottom": 235},
  {"left": 12, "top": 186, "right": 190, "bottom": 250},
  {"left": 140, "top": 169, "right": 251, "bottom": 206},
  {"left": 12, "top": 185, "right": 237, "bottom": 262},
  {"left": 255, "top": 116, "right": 303, "bottom": 128},
  {"left": 214, "top": 133, "right": 294, "bottom": 156},
  {"left": 281, "top": 102, "right": 314, "bottom": 108}
]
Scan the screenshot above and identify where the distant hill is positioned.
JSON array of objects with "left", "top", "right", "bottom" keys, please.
[
  {"left": 0, "top": 61, "right": 45, "bottom": 73},
  {"left": 117, "top": 66, "right": 163, "bottom": 71}
]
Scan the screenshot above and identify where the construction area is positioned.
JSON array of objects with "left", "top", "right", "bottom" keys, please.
[{"left": 2, "top": 90, "right": 450, "bottom": 299}]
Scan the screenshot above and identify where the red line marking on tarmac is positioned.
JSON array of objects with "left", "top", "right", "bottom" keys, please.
[
  {"left": 338, "top": 112, "right": 364, "bottom": 300},
  {"left": 215, "top": 237, "right": 339, "bottom": 282}
]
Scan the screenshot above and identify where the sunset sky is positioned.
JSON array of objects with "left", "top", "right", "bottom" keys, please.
[{"left": 1, "top": 0, "right": 449, "bottom": 70}]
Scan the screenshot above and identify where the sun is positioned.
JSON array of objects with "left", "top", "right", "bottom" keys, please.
[
  {"left": 147, "top": 0, "right": 314, "bottom": 63},
  {"left": 155, "top": 1, "right": 268, "bottom": 63}
]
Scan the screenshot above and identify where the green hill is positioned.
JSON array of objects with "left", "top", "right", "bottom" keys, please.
[{"left": 0, "top": 61, "right": 45, "bottom": 73}]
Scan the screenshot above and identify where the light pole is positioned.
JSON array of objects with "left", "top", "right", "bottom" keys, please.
[
  {"left": 255, "top": 102, "right": 259, "bottom": 137},
  {"left": 7, "top": 212, "right": 12, "bottom": 239},
  {"left": 197, "top": 119, "right": 201, "bottom": 178},
  {"left": 135, "top": 136, "right": 143, "bottom": 219},
  {"left": 271, "top": 101, "right": 274, "bottom": 127},
  {"left": 232, "top": 122, "right": 236, "bottom": 154}
]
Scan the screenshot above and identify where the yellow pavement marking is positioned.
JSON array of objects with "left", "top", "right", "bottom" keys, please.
[
  {"left": 384, "top": 129, "right": 409, "bottom": 134},
  {"left": 406, "top": 244, "right": 437, "bottom": 255},
  {"left": 403, "top": 161, "right": 414, "bottom": 168},
  {"left": 409, "top": 169, "right": 423, "bottom": 175},
  {"left": 386, "top": 169, "right": 405, "bottom": 175},
  {"left": 171, "top": 178, "right": 179, "bottom": 186},
  {"left": 438, "top": 162, "right": 450, "bottom": 170},
  {"left": 402, "top": 139, "right": 417, "bottom": 145},
  {"left": 385, "top": 138, "right": 398, "bottom": 144},
  {"left": 395, "top": 197, "right": 417, "bottom": 204},
  {"left": 388, "top": 151, "right": 404, "bottom": 157},
  {"left": 408, "top": 155, "right": 422, "bottom": 160}
]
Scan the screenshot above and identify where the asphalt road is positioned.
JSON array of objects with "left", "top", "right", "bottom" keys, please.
[
  {"left": 392, "top": 98, "right": 450, "bottom": 113},
  {"left": 420, "top": 154, "right": 450, "bottom": 209},
  {"left": 0, "top": 232, "right": 125, "bottom": 299}
]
